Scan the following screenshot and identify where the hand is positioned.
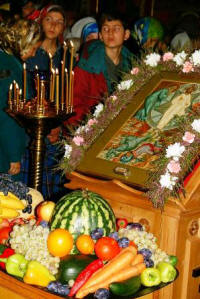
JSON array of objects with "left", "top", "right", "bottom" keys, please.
[
  {"left": 8, "top": 162, "right": 21, "bottom": 175},
  {"left": 47, "top": 127, "right": 61, "bottom": 144}
]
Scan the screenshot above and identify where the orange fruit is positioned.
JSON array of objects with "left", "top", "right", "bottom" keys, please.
[
  {"left": 76, "top": 234, "right": 95, "bottom": 254},
  {"left": 47, "top": 228, "right": 73, "bottom": 257}
]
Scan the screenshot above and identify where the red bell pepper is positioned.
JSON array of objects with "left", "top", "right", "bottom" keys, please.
[
  {"left": 68, "top": 258, "right": 104, "bottom": 297},
  {"left": 0, "top": 226, "right": 12, "bottom": 244},
  {"left": 0, "top": 246, "right": 15, "bottom": 270}
]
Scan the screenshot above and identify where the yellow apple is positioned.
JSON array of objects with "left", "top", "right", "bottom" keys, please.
[{"left": 36, "top": 201, "right": 55, "bottom": 222}]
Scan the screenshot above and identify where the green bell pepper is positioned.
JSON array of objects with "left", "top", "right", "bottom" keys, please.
[{"left": 0, "top": 253, "right": 28, "bottom": 278}]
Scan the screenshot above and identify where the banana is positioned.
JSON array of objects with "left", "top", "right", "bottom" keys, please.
[
  {"left": 0, "top": 195, "right": 25, "bottom": 210},
  {"left": 0, "top": 191, "right": 21, "bottom": 201},
  {"left": 0, "top": 207, "right": 19, "bottom": 218}
]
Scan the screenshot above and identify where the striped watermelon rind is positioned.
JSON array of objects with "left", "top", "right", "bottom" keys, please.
[{"left": 50, "top": 190, "right": 116, "bottom": 253}]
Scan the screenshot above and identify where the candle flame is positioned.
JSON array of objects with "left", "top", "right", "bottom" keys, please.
[
  {"left": 70, "top": 40, "right": 74, "bottom": 48},
  {"left": 49, "top": 52, "right": 52, "bottom": 59},
  {"left": 9, "top": 83, "right": 13, "bottom": 90},
  {"left": 23, "top": 63, "right": 26, "bottom": 70}
]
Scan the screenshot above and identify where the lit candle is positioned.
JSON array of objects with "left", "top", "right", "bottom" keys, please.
[
  {"left": 40, "top": 81, "right": 45, "bottom": 107},
  {"left": 13, "top": 80, "right": 17, "bottom": 104},
  {"left": 56, "top": 68, "right": 59, "bottom": 111},
  {"left": 35, "top": 66, "right": 40, "bottom": 107},
  {"left": 49, "top": 69, "right": 53, "bottom": 101},
  {"left": 61, "top": 60, "right": 64, "bottom": 109},
  {"left": 23, "top": 63, "right": 26, "bottom": 100},
  {"left": 8, "top": 83, "right": 13, "bottom": 108},
  {"left": 19, "top": 89, "right": 22, "bottom": 109},
  {"left": 49, "top": 52, "right": 53, "bottom": 71},
  {"left": 16, "top": 83, "right": 19, "bottom": 110},
  {"left": 61, "top": 42, "right": 68, "bottom": 110},
  {"left": 70, "top": 70, "right": 74, "bottom": 111},
  {"left": 65, "top": 68, "right": 68, "bottom": 109},
  {"left": 51, "top": 68, "right": 55, "bottom": 102},
  {"left": 69, "top": 40, "right": 74, "bottom": 107}
]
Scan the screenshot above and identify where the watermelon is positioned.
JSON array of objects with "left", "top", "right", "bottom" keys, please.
[{"left": 50, "top": 189, "right": 116, "bottom": 253}]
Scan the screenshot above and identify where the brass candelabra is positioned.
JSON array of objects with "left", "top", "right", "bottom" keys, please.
[{"left": 7, "top": 41, "right": 75, "bottom": 192}]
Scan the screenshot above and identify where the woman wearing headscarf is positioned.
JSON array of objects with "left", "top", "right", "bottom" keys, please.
[{"left": 0, "top": 18, "right": 42, "bottom": 179}]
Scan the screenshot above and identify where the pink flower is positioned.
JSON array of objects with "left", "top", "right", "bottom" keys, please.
[
  {"left": 163, "top": 52, "right": 174, "bottom": 62},
  {"left": 110, "top": 95, "right": 117, "bottom": 101},
  {"left": 73, "top": 136, "right": 84, "bottom": 146},
  {"left": 131, "top": 67, "right": 139, "bottom": 75},
  {"left": 167, "top": 160, "right": 181, "bottom": 174},
  {"left": 87, "top": 118, "right": 98, "bottom": 126},
  {"left": 182, "top": 61, "right": 194, "bottom": 73},
  {"left": 182, "top": 131, "right": 195, "bottom": 143}
]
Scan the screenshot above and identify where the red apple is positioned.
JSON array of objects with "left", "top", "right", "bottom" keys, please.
[{"left": 36, "top": 201, "right": 55, "bottom": 222}]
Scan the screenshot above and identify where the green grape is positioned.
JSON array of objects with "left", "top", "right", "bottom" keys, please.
[{"left": 9, "top": 221, "right": 60, "bottom": 275}]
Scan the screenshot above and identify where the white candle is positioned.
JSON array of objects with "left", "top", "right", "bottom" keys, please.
[{"left": 23, "top": 63, "right": 26, "bottom": 100}]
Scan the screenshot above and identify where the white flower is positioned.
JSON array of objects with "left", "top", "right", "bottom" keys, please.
[
  {"left": 64, "top": 144, "right": 72, "bottom": 158},
  {"left": 166, "top": 142, "right": 185, "bottom": 160},
  {"left": 93, "top": 103, "right": 104, "bottom": 118},
  {"left": 173, "top": 51, "right": 187, "bottom": 66},
  {"left": 75, "top": 125, "right": 85, "bottom": 135},
  {"left": 159, "top": 172, "right": 178, "bottom": 190},
  {"left": 144, "top": 53, "right": 161, "bottom": 67},
  {"left": 191, "top": 119, "right": 200, "bottom": 133},
  {"left": 190, "top": 50, "right": 200, "bottom": 66},
  {"left": 117, "top": 79, "right": 133, "bottom": 91}
]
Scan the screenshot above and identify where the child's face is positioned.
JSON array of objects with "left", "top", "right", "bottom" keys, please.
[
  {"left": 99, "top": 19, "right": 130, "bottom": 49},
  {"left": 42, "top": 11, "right": 65, "bottom": 40}
]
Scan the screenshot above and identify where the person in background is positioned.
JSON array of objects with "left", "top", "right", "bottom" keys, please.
[
  {"left": 65, "top": 11, "right": 133, "bottom": 126},
  {"left": 0, "top": 18, "right": 42, "bottom": 180},
  {"left": 170, "top": 12, "right": 200, "bottom": 52},
  {"left": 64, "top": 16, "right": 96, "bottom": 40},
  {"left": 81, "top": 22, "right": 99, "bottom": 43},
  {"left": 21, "top": 0, "right": 40, "bottom": 20},
  {"left": 133, "top": 17, "right": 166, "bottom": 53},
  {"left": 75, "top": 21, "right": 99, "bottom": 62},
  {"left": 21, "top": 5, "right": 67, "bottom": 199},
  {"left": 64, "top": 16, "right": 98, "bottom": 61},
  {"left": 26, "top": 5, "right": 66, "bottom": 75}
]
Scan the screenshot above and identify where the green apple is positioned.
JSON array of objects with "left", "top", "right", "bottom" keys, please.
[
  {"left": 157, "top": 262, "right": 177, "bottom": 283},
  {"left": 140, "top": 268, "right": 161, "bottom": 287}
]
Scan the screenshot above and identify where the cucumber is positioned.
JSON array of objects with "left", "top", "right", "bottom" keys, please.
[
  {"left": 110, "top": 275, "right": 141, "bottom": 296},
  {"left": 56, "top": 254, "right": 96, "bottom": 284}
]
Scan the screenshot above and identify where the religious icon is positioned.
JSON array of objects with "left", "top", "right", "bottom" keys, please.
[{"left": 77, "top": 72, "right": 200, "bottom": 188}]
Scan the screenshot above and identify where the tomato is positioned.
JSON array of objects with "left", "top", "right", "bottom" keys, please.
[
  {"left": 0, "top": 226, "right": 12, "bottom": 244},
  {"left": 47, "top": 228, "right": 73, "bottom": 257},
  {"left": 95, "top": 236, "right": 120, "bottom": 260}
]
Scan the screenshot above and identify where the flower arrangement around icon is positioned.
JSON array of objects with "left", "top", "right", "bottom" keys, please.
[{"left": 60, "top": 50, "right": 200, "bottom": 208}]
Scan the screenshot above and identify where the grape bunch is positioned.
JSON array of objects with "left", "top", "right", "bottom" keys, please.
[
  {"left": 9, "top": 219, "right": 60, "bottom": 275},
  {"left": 47, "top": 281, "right": 70, "bottom": 296},
  {"left": 0, "top": 174, "right": 32, "bottom": 214},
  {"left": 118, "top": 226, "right": 169, "bottom": 266}
]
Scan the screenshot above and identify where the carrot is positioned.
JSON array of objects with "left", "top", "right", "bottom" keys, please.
[
  {"left": 77, "top": 246, "right": 137, "bottom": 292},
  {"left": 131, "top": 253, "right": 144, "bottom": 266},
  {"left": 76, "top": 263, "right": 146, "bottom": 298}
]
